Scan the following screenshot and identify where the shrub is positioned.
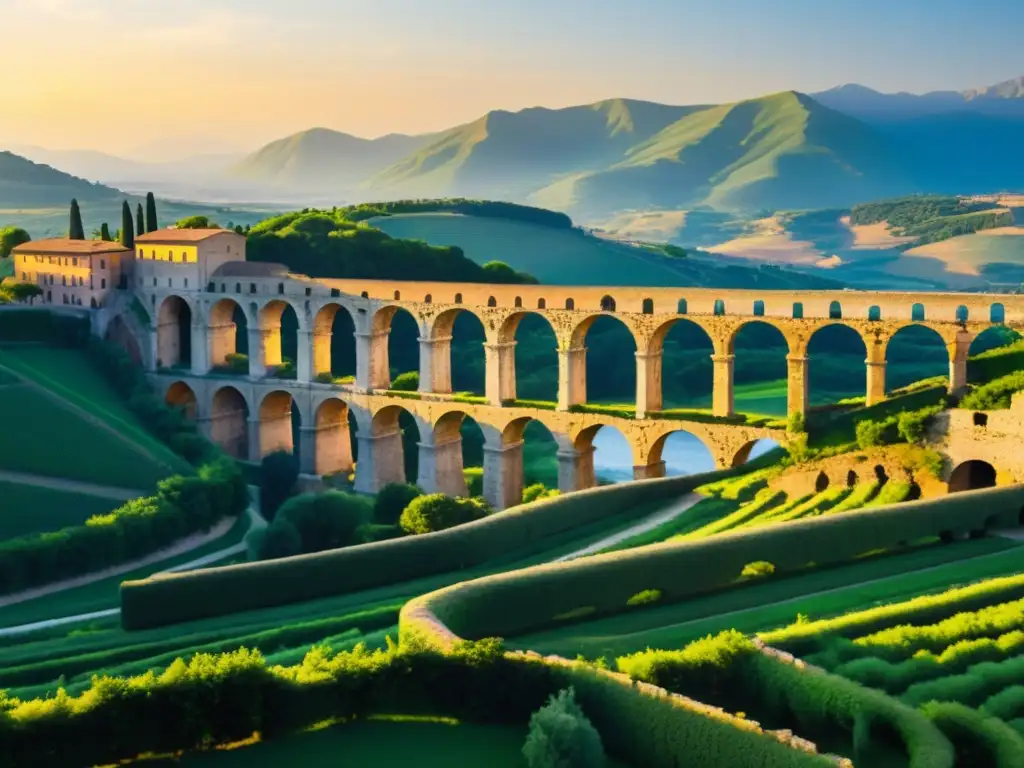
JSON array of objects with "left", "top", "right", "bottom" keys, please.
[
  {"left": 259, "top": 519, "right": 302, "bottom": 560},
  {"left": 0, "top": 458, "right": 246, "bottom": 595},
  {"left": 960, "top": 371, "right": 1024, "bottom": 410},
  {"left": 741, "top": 561, "right": 776, "bottom": 578},
  {"left": 897, "top": 406, "right": 940, "bottom": 443},
  {"left": 786, "top": 411, "right": 805, "bottom": 434},
  {"left": 399, "top": 494, "right": 489, "bottom": 535},
  {"left": 856, "top": 418, "right": 894, "bottom": 449},
  {"left": 273, "top": 491, "right": 371, "bottom": 554},
  {"left": 259, "top": 451, "right": 299, "bottom": 522},
  {"left": 523, "top": 483, "right": 559, "bottom": 504},
  {"left": 390, "top": 371, "right": 419, "bottom": 391},
  {"left": 373, "top": 482, "right": 423, "bottom": 525},
  {"left": 626, "top": 589, "right": 661, "bottom": 607},
  {"left": 522, "top": 687, "right": 606, "bottom": 768},
  {"left": 464, "top": 466, "right": 484, "bottom": 497}
]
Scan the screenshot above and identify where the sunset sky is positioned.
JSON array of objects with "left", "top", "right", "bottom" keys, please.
[{"left": 5, "top": 0, "right": 1023, "bottom": 158}]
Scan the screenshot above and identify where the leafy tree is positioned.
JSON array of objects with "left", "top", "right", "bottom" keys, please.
[
  {"left": 259, "top": 450, "right": 299, "bottom": 522},
  {"left": 2, "top": 282, "right": 43, "bottom": 303},
  {"left": 136, "top": 203, "right": 145, "bottom": 236},
  {"left": 274, "top": 490, "right": 371, "bottom": 553},
  {"left": 390, "top": 371, "right": 419, "bottom": 391},
  {"left": 0, "top": 227, "right": 30, "bottom": 258},
  {"left": 399, "top": 493, "right": 488, "bottom": 535},
  {"left": 69, "top": 199, "right": 85, "bottom": 240},
  {"left": 175, "top": 215, "right": 219, "bottom": 229},
  {"left": 120, "top": 202, "right": 134, "bottom": 248},
  {"left": 259, "top": 518, "right": 301, "bottom": 559},
  {"left": 373, "top": 482, "right": 423, "bottom": 525},
  {"left": 522, "top": 687, "right": 606, "bottom": 768},
  {"left": 99, "top": 223, "right": 112, "bottom": 241},
  {"left": 145, "top": 192, "right": 158, "bottom": 232}
]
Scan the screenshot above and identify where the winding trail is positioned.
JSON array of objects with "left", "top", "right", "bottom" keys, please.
[
  {"left": 552, "top": 493, "right": 702, "bottom": 562},
  {"left": 0, "top": 469, "right": 144, "bottom": 501}
]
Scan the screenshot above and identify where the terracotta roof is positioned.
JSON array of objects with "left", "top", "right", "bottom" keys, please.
[
  {"left": 135, "top": 228, "right": 240, "bottom": 244},
  {"left": 12, "top": 238, "right": 131, "bottom": 256}
]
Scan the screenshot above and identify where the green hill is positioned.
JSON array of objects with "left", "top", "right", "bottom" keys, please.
[
  {"left": 366, "top": 98, "right": 698, "bottom": 200},
  {"left": 230, "top": 128, "right": 429, "bottom": 192},
  {"left": 0, "top": 151, "right": 124, "bottom": 208},
  {"left": 532, "top": 92, "right": 910, "bottom": 218}
]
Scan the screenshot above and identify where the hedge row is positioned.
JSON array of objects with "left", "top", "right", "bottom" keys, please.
[
  {"left": 121, "top": 468, "right": 734, "bottom": 629},
  {"left": 763, "top": 570, "right": 1024, "bottom": 655},
  {"left": 0, "top": 309, "right": 89, "bottom": 346},
  {"left": 0, "top": 641, "right": 831, "bottom": 768},
  {"left": 921, "top": 701, "right": 1024, "bottom": 768},
  {"left": 397, "top": 485, "right": 1024, "bottom": 644},
  {"left": 0, "top": 459, "right": 247, "bottom": 595},
  {"left": 616, "top": 635, "right": 952, "bottom": 768}
]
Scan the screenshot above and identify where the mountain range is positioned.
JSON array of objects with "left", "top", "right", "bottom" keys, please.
[{"left": 3, "top": 75, "right": 1023, "bottom": 218}]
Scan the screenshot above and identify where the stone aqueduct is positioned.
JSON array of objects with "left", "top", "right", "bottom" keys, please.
[{"left": 133, "top": 269, "right": 1024, "bottom": 509}]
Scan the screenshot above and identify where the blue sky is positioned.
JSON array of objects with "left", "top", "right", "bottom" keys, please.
[{"left": 5, "top": 0, "right": 1023, "bottom": 154}]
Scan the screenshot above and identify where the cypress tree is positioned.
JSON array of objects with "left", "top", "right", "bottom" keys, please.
[
  {"left": 99, "top": 223, "right": 111, "bottom": 241},
  {"left": 136, "top": 203, "right": 144, "bottom": 236},
  {"left": 145, "top": 192, "right": 158, "bottom": 233},
  {"left": 69, "top": 199, "right": 85, "bottom": 240},
  {"left": 120, "top": 201, "right": 134, "bottom": 248}
]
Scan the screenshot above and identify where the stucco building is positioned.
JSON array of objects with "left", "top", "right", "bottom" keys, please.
[
  {"left": 133, "top": 228, "right": 246, "bottom": 294},
  {"left": 11, "top": 238, "right": 133, "bottom": 308}
]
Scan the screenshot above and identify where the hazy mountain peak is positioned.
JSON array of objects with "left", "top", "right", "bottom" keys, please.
[{"left": 963, "top": 75, "right": 1024, "bottom": 100}]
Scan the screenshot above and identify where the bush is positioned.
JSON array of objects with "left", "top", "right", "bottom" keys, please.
[
  {"left": 523, "top": 483, "right": 559, "bottom": 504},
  {"left": 225, "top": 352, "right": 249, "bottom": 374},
  {"left": 390, "top": 371, "right": 419, "bottom": 391},
  {"left": 259, "top": 519, "right": 302, "bottom": 560},
  {"left": 897, "top": 406, "right": 940, "bottom": 443},
  {"left": 626, "top": 589, "right": 661, "bottom": 607},
  {"left": 373, "top": 482, "right": 423, "bottom": 525},
  {"left": 273, "top": 491, "right": 372, "bottom": 554},
  {"left": 399, "top": 494, "right": 489, "bottom": 535},
  {"left": 464, "top": 466, "right": 484, "bottom": 497},
  {"left": 960, "top": 371, "right": 1024, "bottom": 410},
  {"left": 259, "top": 451, "right": 299, "bottom": 522},
  {"left": 856, "top": 418, "right": 894, "bottom": 449},
  {"left": 522, "top": 687, "right": 606, "bottom": 768},
  {"left": 0, "top": 458, "right": 246, "bottom": 595}
]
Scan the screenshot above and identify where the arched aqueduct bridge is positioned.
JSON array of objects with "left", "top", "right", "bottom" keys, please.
[{"left": 140, "top": 270, "right": 1023, "bottom": 508}]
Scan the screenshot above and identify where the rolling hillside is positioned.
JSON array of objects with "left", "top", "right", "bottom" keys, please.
[
  {"left": 531, "top": 92, "right": 912, "bottom": 218},
  {"left": 0, "top": 151, "right": 124, "bottom": 208}
]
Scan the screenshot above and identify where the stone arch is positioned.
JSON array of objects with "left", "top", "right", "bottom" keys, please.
[
  {"left": 165, "top": 380, "right": 198, "bottom": 421},
  {"left": 497, "top": 311, "right": 559, "bottom": 402},
  {"left": 156, "top": 295, "right": 192, "bottom": 369},
  {"left": 884, "top": 324, "right": 949, "bottom": 393},
  {"left": 104, "top": 315, "right": 144, "bottom": 366},
  {"left": 948, "top": 460, "right": 997, "bottom": 493},
  {"left": 868, "top": 305, "right": 882, "bottom": 321},
  {"left": 426, "top": 408, "right": 489, "bottom": 498},
  {"left": 569, "top": 314, "right": 638, "bottom": 406},
  {"left": 498, "top": 415, "right": 558, "bottom": 501},
  {"left": 207, "top": 297, "right": 246, "bottom": 370},
  {"left": 807, "top": 323, "right": 867, "bottom": 406},
  {"left": 731, "top": 438, "right": 783, "bottom": 467},
  {"left": 368, "top": 403, "right": 422, "bottom": 488},
  {"left": 649, "top": 428, "right": 716, "bottom": 477},
  {"left": 210, "top": 385, "right": 249, "bottom": 460},
  {"left": 727, "top": 321, "right": 790, "bottom": 415},
  {"left": 258, "top": 389, "right": 301, "bottom": 459},
  {"left": 430, "top": 306, "right": 487, "bottom": 395},
  {"left": 257, "top": 299, "right": 302, "bottom": 374},
  {"left": 600, "top": 295, "right": 616, "bottom": 312},
  {"left": 571, "top": 423, "right": 630, "bottom": 489},
  {"left": 911, "top": 303, "right": 926, "bottom": 322},
  {"left": 371, "top": 304, "right": 422, "bottom": 390},
  {"left": 313, "top": 398, "right": 355, "bottom": 477},
  {"left": 647, "top": 316, "right": 715, "bottom": 410},
  {"left": 968, "top": 325, "right": 1019, "bottom": 356},
  {"left": 311, "top": 302, "right": 357, "bottom": 380},
  {"left": 991, "top": 303, "right": 1006, "bottom": 324},
  {"left": 725, "top": 320, "right": 790, "bottom": 356},
  {"left": 829, "top": 301, "right": 842, "bottom": 320},
  {"left": 815, "top": 471, "right": 829, "bottom": 492}
]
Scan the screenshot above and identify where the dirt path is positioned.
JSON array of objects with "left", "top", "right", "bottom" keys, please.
[
  {"left": 0, "top": 469, "right": 144, "bottom": 501},
  {"left": 0, "top": 362, "right": 177, "bottom": 472},
  {"left": 552, "top": 493, "right": 703, "bottom": 563}
]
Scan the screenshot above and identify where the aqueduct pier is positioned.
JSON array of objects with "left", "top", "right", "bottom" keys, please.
[{"left": 133, "top": 271, "right": 1023, "bottom": 508}]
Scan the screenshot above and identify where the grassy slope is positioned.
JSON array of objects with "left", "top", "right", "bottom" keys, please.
[{"left": 0, "top": 482, "right": 117, "bottom": 540}]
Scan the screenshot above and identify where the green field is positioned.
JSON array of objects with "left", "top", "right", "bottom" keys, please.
[
  {"left": 371, "top": 212, "right": 690, "bottom": 286},
  {"left": 0, "top": 481, "right": 118, "bottom": 539},
  {"left": 0, "top": 348, "right": 188, "bottom": 489},
  {"left": 180, "top": 718, "right": 535, "bottom": 768}
]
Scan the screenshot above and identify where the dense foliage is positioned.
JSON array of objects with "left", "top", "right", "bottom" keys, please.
[
  {"left": 262, "top": 490, "right": 372, "bottom": 556},
  {"left": 960, "top": 371, "right": 1024, "bottom": 410},
  {"left": 374, "top": 482, "right": 424, "bottom": 525},
  {"left": 399, "top": 493, "right": 490, "bottom": 535},
  {"left": 340, "top": 199, "right": 574, "bottom": 230},
  {"left": 246, "top": 208, "right": 537, "bottom": 283},
  {"left": 259, "top": 451, "right": 299, "bottom": 522},
  {"left": 0, "top": 226, "right": 30, "bottom": 258},
  {"left": 849, "top": 195, "right": 1010, "bottom": 247},
  {"left": 0, "top": 458, "right": 247, "bottom": 595},
  {"left": 523, "top": 687, "right": 607, "bottom": 768}
]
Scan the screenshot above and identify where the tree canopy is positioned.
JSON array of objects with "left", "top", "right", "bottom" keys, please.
[{"left": 0, "top": 227, "right": 30, "bottom": 258}]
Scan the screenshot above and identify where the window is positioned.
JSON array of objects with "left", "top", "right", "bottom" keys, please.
[
  {"left": 454, "top": 293, "right": 463, "bottom": 304},
  {"left": 278, "top": 283, "right": 285, "bottom": 295},
  {"left": 184, "top": 278, "right": 188, "bottom": 288},
  {"left": 394, "top": 290, "right": 401, "bottom": 300},
  {"left": 911, "top": 303, "right": 925, "bottom": 322},
  {"left": 227, "top": 245, "right": 231, "bottom": 253},
  {"left": 515, "top": 296, "right": 523, "bottom": 308},
  {"left": 153, "top": 278, "right": 157, "bottom": 287},
  {"left": 642, "top": 298, "right": 654, "bottom": 314},
  {"left": 487, "top": 296, "right": 497, "bottom": 307},
  {"left": 101, "top": 278, "right": 106, "bottom": 289},
  {"left": 424, "top": 294, "right": 432, "bottom": 303},
  {"left": 991, "top": 303, "right": 1006, "bottom": 324},
  {"left": 565, "top": 298, "right": 575, "bottom": 310},
  {"left": 868, "top": 305, "right": 882, "bottom": 321},
  {"left": 829, "top": 301, "right": 842, "bottom": 319},
  {"left": 974, "top": 412, "right": 989, "bottom": 428},
  {"left": 62, "top": 295, "right": 68, "bottom": 304},
  {"left": 753, "top": 300, "right": 765, "bottom": 317},
  {"left": 956, "top": 305, "right": 969, "bottom": 323},
  {"left": 677, "top": 299, "right": 687, "bottom": 314},
  {"left": 250, "top": 283, "right": 257, "bottom": 294},
  {"left": 152, "top": 250, "right": 156, "bottom": 259},
  {"left": 538, "top": 298, "right": 546, "bottom": 309},
  {"left": 600, "top": 295, "right": 616, "bottom": 312},
  {"left": 714, "top": 299, "right": 725, "bottom": 316},
  {"left": 100, "top": 259, "right": 105, "bottom": 270},
  {"left": 792, "top": 302, "right": 804, "bottom": 319},
  {"left": 360, "top": 291, "right": 369, "bottom": 298},
  {"left": 331, "top": 288, "right": 340, "bottom": 298},
  {"left": 168, "top": 278, "right": 173, "bottom": 287},
  {"left": 62, "top": 276, "right": 66, "bottom": 286},
  {"left": 304, "top": 287, "right": 311, "bottom": 297},
  {"left": 72, "top": 257, "right": 77, "bottom": 266}
]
